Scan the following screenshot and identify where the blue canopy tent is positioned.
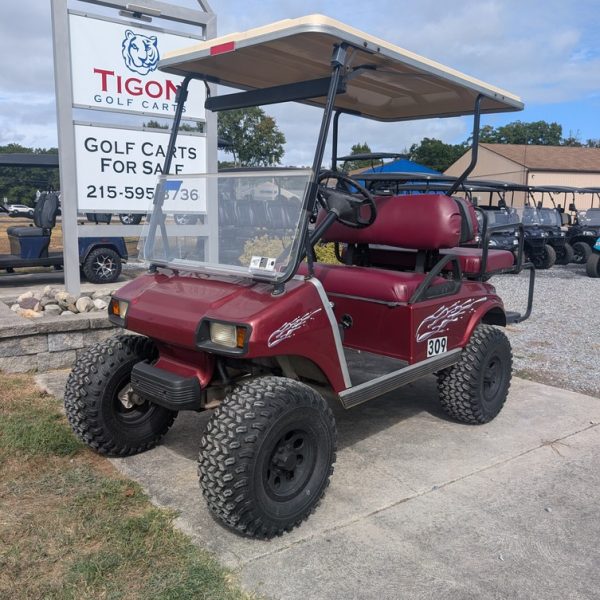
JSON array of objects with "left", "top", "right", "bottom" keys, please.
[{"left": 361, "top": 157, "right": 439, "bottom": 175}]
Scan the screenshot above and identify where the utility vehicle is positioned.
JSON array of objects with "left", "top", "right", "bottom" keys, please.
[
  {"left": 566, "top": 188, "right": 600, "bottom": 264},
  {"left": 0, "top": 192, "right": 127, "bottom": 283},
  {"left": 64, "top": 15, "right": 533, "bottom": 538}
]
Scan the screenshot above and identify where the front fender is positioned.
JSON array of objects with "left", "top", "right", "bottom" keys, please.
[{"left": 460, "top": 297, "right": 506, "bottom": 348}]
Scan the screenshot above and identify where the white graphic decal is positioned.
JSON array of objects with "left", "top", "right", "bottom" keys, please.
[
  {"left": 268, "top": 308, "right": 322, "bottom": 348},
  {"left": 416, "top": 297, "right": 487, "bottom": 343}
]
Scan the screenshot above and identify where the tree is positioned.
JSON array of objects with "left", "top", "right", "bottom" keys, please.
[
  {"left": 0, "top": 144, "right": 59, "bottom": 204},
  {"left": 479, "top": 120, "right": 562, "bottom": 145},
  {"left": 218, "top": 107, "right": 285, "bottom": 167},
  {"left": 343, "top": 142, "right": 376, "bottom": 171},
  {"left": 408, "top": 138, "right": 467, "bottom": 172},
  {"left": 585, "top": 139, "right": 600, "bottom": 148}
]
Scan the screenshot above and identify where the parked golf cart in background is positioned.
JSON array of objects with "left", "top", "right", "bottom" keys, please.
[
  {"left": 64, "top": 15, "right": 532, "bottom": 539},
  {"left": 566, "top": 188, "right": 600, "bottom": 265},
  {"left": 0, "top": 192, "right": 127, "bottom": 283},
  {"left": 585, "top": 236, "right": 600, "bottom": 277}
]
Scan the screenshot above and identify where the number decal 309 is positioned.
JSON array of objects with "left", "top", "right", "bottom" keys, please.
[{"left": 427, "top": 336, "right": 448, "bottom": 357}]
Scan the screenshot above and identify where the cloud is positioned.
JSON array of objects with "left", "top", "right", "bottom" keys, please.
[{"left": 1, "top": 0, "right": 599, "bottom": 160}]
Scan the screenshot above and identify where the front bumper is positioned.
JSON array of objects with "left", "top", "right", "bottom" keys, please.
[{"left": 131, "top": 361, "right": 203, "bottom": 411}]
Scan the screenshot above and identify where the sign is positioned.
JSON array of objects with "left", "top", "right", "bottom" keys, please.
[
  {"left": 69, "top": 13, "right": 205, "bottom": 120},
  {"left": 74, "top": 124, "right": 206, "bottom": 212}
]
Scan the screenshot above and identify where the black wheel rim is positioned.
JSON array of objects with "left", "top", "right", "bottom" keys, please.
[
  {"left": 93, "top": 254, "right": 116, "bottom": 280},
  {"left": 573, "top": 246, "right": 585, "bottom": 264},
  {"left": 482, "top": 353, "right": 503, "bottom": 406},
  {"left": 112, "top": 372, "right": 155, "bottom": 426},
  {"left": 263, "top": 428, "right": 316, "bottom": 501}
]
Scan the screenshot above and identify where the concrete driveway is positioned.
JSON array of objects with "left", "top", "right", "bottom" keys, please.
[{"left": 43, "top": 373, "right": 600, "bottom": 599}]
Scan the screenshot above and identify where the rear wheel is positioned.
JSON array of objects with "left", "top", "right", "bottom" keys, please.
[
  {"left": 554, "top": 242, "right": 574, "bottom": 265},
  {"left": 199, "top": 376, "right": 336, "bottom": 538},
  {"left": 64, "top": 335, "right": 177, "bottom": 456},
  {"left": 530, "top": 244, "right": 556, "bottom": 269},
  {"left": 437, "top": 325, "right": 512, "bottom": 424},
  {"left": 586, "top": 253, "right": 600, "bottom": 278},
  {"left": 82, "top": 247, "right": 122, "bottom": 283},
  {"left": 119, "top": 213, "right": 143, "bottom": 225},
  {"left": 572, "top": 241, "right": 592, "bottom": 265}
]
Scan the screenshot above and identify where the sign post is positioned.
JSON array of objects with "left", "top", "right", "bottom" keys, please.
[{"left": 51, "top": 0, "right": 216, "bottom": 295}]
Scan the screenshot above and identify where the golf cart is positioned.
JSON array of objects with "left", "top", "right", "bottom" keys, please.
[
  {"left": 64, "top": 15, "right": 533, "bottom": 538},
  {"left": 0, "top": 191, "right": 127, "bottom": 283},
  {"left": 566, "top": 188, "right": 600, "bottom": 264}
]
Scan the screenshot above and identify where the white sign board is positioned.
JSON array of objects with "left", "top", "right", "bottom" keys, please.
[
  {"left": 74, "top": 124, "right": 206, "bottom": 212},
  {"left": 69, "top": 13, "right": 205, "bottom": 120}
]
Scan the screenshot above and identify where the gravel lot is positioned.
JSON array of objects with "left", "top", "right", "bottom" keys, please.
[{"left": 492, "top": 263, "right": 600, "bottom": 398}]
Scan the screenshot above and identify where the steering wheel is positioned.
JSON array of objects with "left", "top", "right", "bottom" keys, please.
[{"left": 317, "top": 170, "right": 377, "bottom": 228}]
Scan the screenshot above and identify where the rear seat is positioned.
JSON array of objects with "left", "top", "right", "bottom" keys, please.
[{"left": 320, "top": 193, "right": 514, "bottom": 279}]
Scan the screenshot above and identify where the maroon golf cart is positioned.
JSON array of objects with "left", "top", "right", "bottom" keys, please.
[{"left": 65, "top": 15, "right": 533, "bottom": 538}]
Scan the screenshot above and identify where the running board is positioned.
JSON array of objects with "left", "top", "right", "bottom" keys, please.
[{"left": 339, "top": 349, "right": 462, "bottom": 409}]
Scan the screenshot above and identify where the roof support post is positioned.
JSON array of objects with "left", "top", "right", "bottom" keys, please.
[
  {"left": 447, "top": 94, "right": 483, "bottom": 196},
  {"left": 144, "top": 77, "right": 192, "bottom": 263},
  {"left": 331, "top": 110, "right": 342, "bottom": 171}
]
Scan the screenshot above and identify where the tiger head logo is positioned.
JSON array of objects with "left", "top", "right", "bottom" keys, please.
[{"left": 121, "top": 29, "right": 160, "bottom": 76}]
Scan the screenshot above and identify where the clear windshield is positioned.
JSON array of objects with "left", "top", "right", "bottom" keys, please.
[
  {"left": 537, "top": 208, "right": 562, "bottom": 227},
  {"left": 138, "top": 169, "right": 312, "bottom": 281},
  {"left": 516, "top": 206, "right": 542, "bottom": 225},
  {"left": 578, "top": 208, "right": 600, "bottom": 226},
  {"left": 481, "top": 207, "right": 520, "bottom": 226}
]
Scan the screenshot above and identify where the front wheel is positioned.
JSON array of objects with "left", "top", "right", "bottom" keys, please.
[
  {"left": 437, "top": 325, "right": 512, "bottom": 424},
  {"left": 199, "top": 376, "right": 336, "bottom": 538},
  {"left": 64, "top": 335, "right": 177, "bottom": 456},
  {"left": 572, "top": 241, "right": 592, "bottom": 264},
  {"left": 530, "top": 244, "right": 556, "bottom": 269},
  {"left": 82, "top": 247, "right": 122, "bottom": 283},
  {"left": 554, "top": 242, "right": 574, "bottom": 265},
  {"left": 586, "top": 253, "right": 600, "bottom": 278}
]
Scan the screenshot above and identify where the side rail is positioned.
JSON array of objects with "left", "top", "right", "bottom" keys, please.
[{"left": 476, "top": 208, "right": 534, "bottom": 324}]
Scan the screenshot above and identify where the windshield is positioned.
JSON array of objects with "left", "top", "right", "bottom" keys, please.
[
  {"left": 515, "top": 206, "right": 561, "bottom": 226},
  {"left": 578, "top": 208, "right": 600, "bottom": 226},
  {"left": 481, "top": 207, "right": 520, "bottom": 226},
  {"left": 139, "top": 170, "right": 311, "bottom": 281}
]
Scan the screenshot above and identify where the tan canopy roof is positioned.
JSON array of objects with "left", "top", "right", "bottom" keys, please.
[{"left": 160, "top": 14, "right": 523, "bottom": 122}]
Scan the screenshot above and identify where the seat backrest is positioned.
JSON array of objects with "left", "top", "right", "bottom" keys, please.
[
  {"left": 321, "top": 194, "right": 473, "bottom": 250},
  {"left": 34, "top": 192, "right": 59, "bottom": 229}
]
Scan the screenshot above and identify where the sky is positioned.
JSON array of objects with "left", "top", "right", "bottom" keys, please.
[{"left": 1, "top": 0, "right": 600, "bottom": 167}]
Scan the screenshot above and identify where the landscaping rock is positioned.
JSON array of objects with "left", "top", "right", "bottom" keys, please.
[
  {"left": 19, "top": 296, "right": 39, "bottom": 311},
  {"left": 75, "top": 296, "right": 94, "bottom": 313},
  {"left": 16, "top": 291, "right": 34, "bottom": 303},
  {"left": 40, "top": 296, "right": 59, "bottom": 309},
  {"left": 93, "top": 298, "right": 108, "bottom": 311},
  {"left": 44, "top": 304, "right": 62, "bottom": 317},
  {"left": 10, "top": 304, "right": 20, "bottom": 312},
  {"left": 55, "top": 291, "right": 77, "bottom": 309},
  {"left": 60, "top": 310, "right": 76, "bottom": 317},
  {"left": 18, "top": 308, "right": 43, "bottom": 319}
]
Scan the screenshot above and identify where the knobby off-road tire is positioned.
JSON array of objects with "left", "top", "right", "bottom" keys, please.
[
  {"left": 572, "top": 241, "right": 592, "bottom": 265},
  {"left": 437, "top": 325, "right": 512, "bottom": 424},
  {"left": 199, "top": 376, "right": 336, "bottom": 539},
  {"left": 531, "top": 244, "right": 556, "bottom": 270},
  {"left": 554, "top": 242, "right": 574, "bottom": 265},
  {"left": 586, "top": 253, "right": 600, "bottom": 278},
  {"left": 64, "top": 335, "right": 176, "bottom": 456}
]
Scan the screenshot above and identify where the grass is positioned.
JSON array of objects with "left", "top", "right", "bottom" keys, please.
[{"left": 0, "top": 373, "right": 253, "bottom": 600}]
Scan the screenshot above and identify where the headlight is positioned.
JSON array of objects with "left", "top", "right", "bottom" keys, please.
[
  {"left": 542, "top": 232, "right": 548, "bottom": 237},
  {"left": 560, "top": 232, "right": 565, "bottom": 237},
  {"left": 488, "top": 239, "right": 498, "bottom": 247},
  {"left": 512, "top": 239, "right": 519, "bottom": 246},
  {"left": 109, "top": 298, "right": 129, "bottom": 322},
  {"left": 209, "top": 322, "right": 247, "bottom": 349},
  {"left": 583, "top": 231, "right": 595, "bottom": 236}
]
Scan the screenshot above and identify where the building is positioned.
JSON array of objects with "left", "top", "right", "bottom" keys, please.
[{"left": 445, "top": 144, "right": 600, "bottom": 209}]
